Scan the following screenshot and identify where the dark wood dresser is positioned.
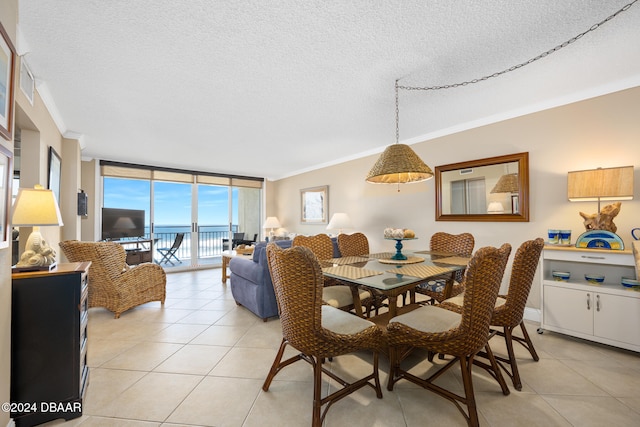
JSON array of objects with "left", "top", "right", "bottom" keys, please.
[{"left": 10, "top": 262, "right": 91, "bottom": 426}]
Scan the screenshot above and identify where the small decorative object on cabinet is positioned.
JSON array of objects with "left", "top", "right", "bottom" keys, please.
[
  {"left": 11, "top": 262, "right": 91, "bottom": 426},
  {"left": 539, "top": 245, "right": 640, "bottom": 352}
]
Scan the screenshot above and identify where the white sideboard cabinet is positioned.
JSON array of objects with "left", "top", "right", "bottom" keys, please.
[{"left": 540, "top": 245, "right": 640, "bottom": 352}]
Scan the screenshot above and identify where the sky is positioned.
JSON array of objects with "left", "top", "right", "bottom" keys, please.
[{"left": 103, "top": 177, "right": 237, "bottom": 226}]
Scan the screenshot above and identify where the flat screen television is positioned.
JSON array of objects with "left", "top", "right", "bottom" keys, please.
[{"left": 101, "top": 208, "right": 146, "bottom": 240}]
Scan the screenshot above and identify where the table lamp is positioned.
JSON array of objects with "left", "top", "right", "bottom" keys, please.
[
  {"left": 326, "top": 213, "right": 353, "bottom": 235},
  {"left": 263, "top": 216, "right": 281, "bottom": 241},
  {"left": 12, "top": 184, "right": 64, "bottom": 271},
  {"left": 568, "top": 166, "right": 634, "bottom": 214}
]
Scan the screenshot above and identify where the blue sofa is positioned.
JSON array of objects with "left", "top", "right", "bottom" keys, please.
[{"left": 229, "top": 238, "right": 341, "bottom": 320}]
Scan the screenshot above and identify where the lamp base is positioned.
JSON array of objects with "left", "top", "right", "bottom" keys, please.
[{"left": 13, "top": 262, "right": 58, "bottom": 273}]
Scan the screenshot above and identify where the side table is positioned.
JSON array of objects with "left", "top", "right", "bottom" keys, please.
[{"left": 221, "top": 250, "right": 254, "bottom": 283}]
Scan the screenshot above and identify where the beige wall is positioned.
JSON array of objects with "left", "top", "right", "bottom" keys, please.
[
  {"left": 271, "top": 86, "right": 640, "bottom": 315},
  {"left": 0, "top": 2, "right": 17, "bottom": 425}
]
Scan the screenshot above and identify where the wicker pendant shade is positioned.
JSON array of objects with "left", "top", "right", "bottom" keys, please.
[
  {"left": 366, "top": 144, "right": 434, "bottom": 184},
  {"left": 490, "top": 173, "right": 519, "bottom": 193}
]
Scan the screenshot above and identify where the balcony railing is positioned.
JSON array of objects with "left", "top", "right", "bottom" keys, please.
[{"left": 145, "top": 225, "right": 242, "bottom": 265}]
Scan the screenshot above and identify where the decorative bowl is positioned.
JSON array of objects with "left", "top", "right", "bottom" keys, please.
[
  {"left": 585, "top": 274, "right": 605, "bottom": 284},
  {"left": 552, "top": 271, "right": 571, "bottom": 281},
  {"left": 621, "top": 277, "right": 640, "bottom": 288}
]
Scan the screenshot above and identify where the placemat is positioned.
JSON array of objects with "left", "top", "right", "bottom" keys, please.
[
  {"left": 378, "top": 256, "right": 425, "bottom": 265},
  {"left": 414, "top": 250, "right": 456, "bottom": 256},
  {"left": 432, "top": 256, "right": 470, "bottom": 266},
  {"left": 367, "top": 252, "right": 396, "bottom": 259},
  {"left": 324, "top": 256, "right": 370, "bottom": 265},
  {"left": 322, "top": 265, "right": 383, "bottom": 280},
  {"left": 387, "top": 264, "right": 454, "bottom": 278}
]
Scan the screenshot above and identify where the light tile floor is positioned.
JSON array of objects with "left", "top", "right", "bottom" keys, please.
[{"left": 41, "top": 269, "right": 640, "bottom": 427}]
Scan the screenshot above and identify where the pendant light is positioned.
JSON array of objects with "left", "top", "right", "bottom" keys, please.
[{"left": 366, "top": 80, "right": 433, "bottom": 186}]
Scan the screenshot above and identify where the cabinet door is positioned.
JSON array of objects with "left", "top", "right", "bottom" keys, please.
[
  {"left": 543, "top": 285, "right": 593, "bottom": 335},
  {"left": 594, "top": 293, "right": 640, "bottom": 347}
]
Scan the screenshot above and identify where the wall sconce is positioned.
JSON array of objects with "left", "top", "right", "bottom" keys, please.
[
  {"left": 326, "top": 213, "right": 353, "bottom": 235},
  {"left": 263, "top": 216, "right": 281, "bottom": 242},
  {"left": 12, "top": 184, "right": 64, "bottom": 271}
]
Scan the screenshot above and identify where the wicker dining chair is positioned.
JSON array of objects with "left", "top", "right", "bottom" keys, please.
[
  {"left": 337, "top": 232, "right": 370, "bottom": 257},
  {"left": 59, "top": 240, "right": 166, "bottom": 318},
  {"left": 440, "top": 238, "right": 544, "bottom": 391},
  {"left": 293, "top": 234, "right": 372, "bottom": 317},
  {"left": 337, "top": 232, "right": 387, "bottom": 315},
  {"left": 387, "top": 244, "right": 511, "bottom": 427},
  {"left": 263, "top": 244, "right": 383, "bottom": 427},
  {"left": 414, "top": 232, "right": 475, "bottom": 304}
]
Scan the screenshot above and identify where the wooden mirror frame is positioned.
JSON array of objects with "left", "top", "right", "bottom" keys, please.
[{"left": 435, "top": 152, "right": 530, "bottom": 222}]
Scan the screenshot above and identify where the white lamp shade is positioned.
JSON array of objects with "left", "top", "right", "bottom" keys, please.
[
  {"left": 12, "top": 186, "right": 64, "bottom": 226},
  {"left": 263, "top": 216, "right": 281, "bottom": 229},
  {"left": 326, "top": 213, "right": 353, "bottom": 231},
  {"left": 487, "top": 201, "right": 504, "bottom": 214}
]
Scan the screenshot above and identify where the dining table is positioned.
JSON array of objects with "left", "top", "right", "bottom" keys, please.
[{"left": 321, "top": 250, "right": 471, "bottom": 324}]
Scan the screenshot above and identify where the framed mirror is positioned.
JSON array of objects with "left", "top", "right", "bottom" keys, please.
[{"left": 435, "top": 152, "right": 529, "bottom": 222}]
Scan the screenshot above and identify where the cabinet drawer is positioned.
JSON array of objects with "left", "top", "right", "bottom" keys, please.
[{"left": 544, "top": 247, "right": 634, "bottom": 266}]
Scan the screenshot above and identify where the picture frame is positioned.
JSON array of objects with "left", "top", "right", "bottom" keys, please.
[
  {"left": 20, "top": 57, "right": 35, "bottom": 106},
  {"left": 48, "top": 146, "right": 61, "bottom": 205},
  {"left": 0, "top": 144, "right": 13, "bottom": 248},
  {"left": 300, "top": 185, "right": 329, "bottom": 224},
  {"left": 511, "top": 194, "right": 519, "bottom": 214},
  {"left": 0, "top": 21, "right": 17, "bottom": 141}
]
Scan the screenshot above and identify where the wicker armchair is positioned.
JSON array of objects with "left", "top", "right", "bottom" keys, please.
[
  {"left": 59, "top": 240, "right": 166, "bottom": 318},
  {"left": 293, "top": 234, "right": 372, "bottom": 317},
  {"left": 414, "top": 232, "right": 475, "bottom": 304},
  {"left": 440, "top": 238, "right": 544, "bottom": 390},
  {"left": 387, "top": 244, "right": 511, "bottom": 427},
  {"left": 263, "top": 244, "right": 383, "bottom": 427}
]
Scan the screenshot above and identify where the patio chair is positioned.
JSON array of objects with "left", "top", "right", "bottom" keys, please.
[
  {"left": 156, "top": 233, "right": 185, "bottom": 266},
  {"left": 263, "top": 244, "right": 383, "bottom": 427},
  {"left": 293, "top": 234, "right": 372, "bottom": 317},
  {"left": 440, "top": 238, "right": 544, "bottom": 390},
  {"left": 222, "top": 232, "right": 246, "bottom": 251},
  {"left": 59, "top": 240, "right": 166, "bottom": 318},
  {"left": 386, "top": 244, "right": 511, "bottom": 427},
  {"left": 413, "top": 232, "right": 475, "bottom": 304}
]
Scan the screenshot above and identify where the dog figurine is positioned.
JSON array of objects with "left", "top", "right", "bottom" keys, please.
[{"left": 579, "top": 202, "right": 621, "bottom": 233}]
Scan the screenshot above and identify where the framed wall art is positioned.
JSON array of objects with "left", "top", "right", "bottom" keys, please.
[
  {"left": 0, "top": 21, "right": 16, "bottom": 141},
  {"left": 20, "top": 57, "right": 35, "bottom": 105},
  {"left": 48, "top": 146, "right": 62, "bottom": 205},
  {"left": 300, "top": 185, "right": 328, "bottom": 224},
  {"left": 0, "top": 144, "right": 13, "bottom": 248}
]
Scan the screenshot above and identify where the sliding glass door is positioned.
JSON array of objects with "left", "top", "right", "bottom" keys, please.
[
  {"left": 101, "top": 162, "right": 263, "bottom": 270},
  {"left": 153, "top": 180, "right": 193, "bottom": 267}
]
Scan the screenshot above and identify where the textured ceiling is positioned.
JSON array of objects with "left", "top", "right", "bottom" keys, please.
[{"left": 17, "top": 0, "right": 640, "bottom": 180}]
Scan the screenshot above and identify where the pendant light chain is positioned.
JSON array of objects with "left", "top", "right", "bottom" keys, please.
[
  {"left": 395, "top": 79, "right": 400, "bottom": 144},
  {"left": 398, "top": 0, "right": 637, "bottom": 92}
]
